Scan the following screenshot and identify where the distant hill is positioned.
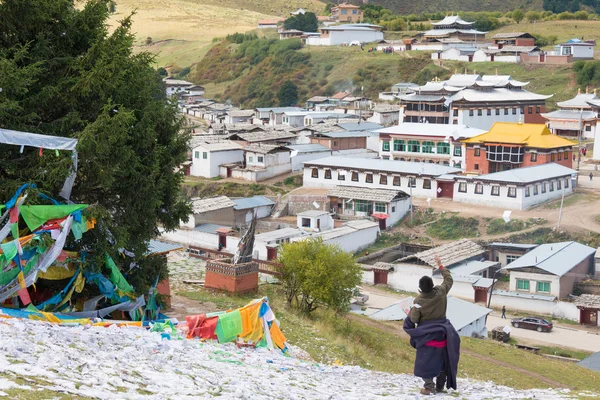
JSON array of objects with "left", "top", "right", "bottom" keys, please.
[{"left": 338, "top": 0, "right": 543, "bottom": 14}]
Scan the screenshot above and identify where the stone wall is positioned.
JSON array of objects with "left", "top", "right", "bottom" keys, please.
[{"left": 205, "top": 259, "right": 258, "bottom": 294}]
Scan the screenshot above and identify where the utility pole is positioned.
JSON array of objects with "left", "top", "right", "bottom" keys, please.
[{"left": 577, "top": 107, "right": 583, "bottom": 171}]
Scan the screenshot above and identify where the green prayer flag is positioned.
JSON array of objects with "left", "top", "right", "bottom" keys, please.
[
  {"left": 0, "top": 240, "right": 18, "bottom": 262},
  {"left": 215, "top": 310, "right": 243, "bottom": 343},
  {"left": 10, "top": 223, "right": 18, "bottom": 240},
  {"left": 105, "top": 254, "right": 134, "bottom": 294},
  {"left": 19, "top": 204, "right": 87, "bottom": 231}
]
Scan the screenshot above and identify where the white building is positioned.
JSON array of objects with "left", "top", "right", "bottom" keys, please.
[
  {"left": 306, "top": 24, "right": 384, "bottom": 46},
  {"left": 309, "top": 219, "right": 379, "bottom": 253},
  {"left": 542, "top": 91, "right": 600, "bottom": 139},
  {"left": 297, "top": 210, "right": 334, "bottom": 232},
  {"left": 224, "top": 110, "right": 255, "bottom": 124},
  {"left": 282, "top": 111, "right": 357, "bottom": 127},
  {"left": 553, "top": 38, "right": 596, "bottom": 60},
  {"left": 163, "top": 78, "right": 198, "bottom": 97},
  {"left": 232, "top": 196, "right": 276, "bottom": 224},
  {"left": 254, "top": 107, "right": 304, "bottom": 125},
  {"left": 286, "top": 143, "right": 332, "bottom": 171},
  {"left": 327, "top": 185, "right": 411, "bottom": 229},
  {"left": 191, "top": 141, "right": 244, "bottom": 178},
  {"left": 376, "top": 123, "right": 486, "bottom": 169},
  {"left": 368, "top": 104, "right": 400, "bottom": 126},
  {"left": 222, "top": 144, "right": 292, "bottom": 182},
  {"left": 502, "top": 241, "right": 596, "bottom": 299},
  {"left": 452, "top": 163, "right": 577, "bottom": 210},
  {"left": 302, "top": 156, "right": 461, "bottom": 198}
]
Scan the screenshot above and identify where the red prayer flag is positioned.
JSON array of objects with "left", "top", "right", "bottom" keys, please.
[{"left": 18, "top": 288, "right": 31, "bottom": 306}]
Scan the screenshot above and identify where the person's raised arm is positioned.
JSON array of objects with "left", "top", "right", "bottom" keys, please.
[{"left": 435, "top": 254, "right": 453, "bottom": 294}]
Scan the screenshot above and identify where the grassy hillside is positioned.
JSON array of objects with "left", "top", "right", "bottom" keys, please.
[
  {"left": 107, "top": 0, "right": 325, "bottom": 67},
  {"left": 344, "top": 0, "right": 543, "bottom": 14}
]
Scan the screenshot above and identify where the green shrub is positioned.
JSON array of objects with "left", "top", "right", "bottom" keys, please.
[{"left": 426, "top": 215, "right": 479, "bottom": 240}]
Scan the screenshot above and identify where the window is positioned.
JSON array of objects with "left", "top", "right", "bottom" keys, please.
[
  {"left": 324, "top": 169, "right": 332, "bottom": 179},
  {"left": 564, "top": 150, "right": 568, "bottom": 159},
  {"left": 557, "top": 180, "right": 561, "bottom": 190},
  {"left": 537, "top": 281, "right": 551, "bottom": 293},
  {"left": 423, "top": 179, "right": 431, "bottom": 189},
  {"left": 528, "top": 107, "right": 533, "bottom": 114},
  {"left": 504, "top": 108, "right": 509, "bottom": 115},
  {"left": 491, "top": 185, "right": 500, "bottom": 196},
  {"left": 542, "top": 183, "right": 547, "bottom": 193},
  {"left": 474, "top": 148, "right": 480, "bottom": 156},
  {"left": 341, "top": 9, "right": 347, "bottom": 14},
  {"left": 194, "top": 151, "right": 200, "bottom": 159},
  {"left": 437, "top": 142, "right": 450, "bottom": 155},
  {"left": 333, "top": 141, "right": 338, "bottom": 147},
  {"left": 391, "top": 206, "right": 396, "bottom": 213},
  {"left": 458, "top": 182, "right": 467, "bottom": 192},
  {"left": 530, "top": 152, "right": 537, "bottom": 162},
  {"left": 586, "top": 125, "right": 592, "bottom": 132},
  {"left": 495, "top": 108, "right": 500, "bottom": 116},
  {"left": 565, "top": 178, "right": 569, "bottom": 188},
  {"left": 258, "top": 156, "right": 264, "bottom": 163},
  {"left": 453, "top": 119, "right": 458, "bottom": 125},
  {"left": 454, "top": 146, "right": 462, "bottom": 156},
  {"left": 517, "top": 279, "right": 530, "bottom": 291},
  {"left": 487, "top": 109, "right": 492, "bottom": 116},
  {"left": 536, "top": 106, "right": 540, "bottom": 113},
  {"left": 474, "top": 164, "right": 479, "bottom": 170},
  {"left": 355, "top": 200, "right": 371, "bottom": 213},
  {"left": 393, "top": 176, "right": 400, "bottom": 186},
  {"left": 393, "top": 140, "right": 406, "bottom": 151},
  {"left": 453, "top": 109, "right": 458, "bottom": 117},
  {"left": 408, "top": 177, "right": 416, "bottom": 188},
  {"left": 512, "top": 108, "right": 517, "bottom": 115},
  {"left": 533, "top": 184, "right": 539, "bottom": 195},
  {"left": 469, "top": 109, "right": 474, "bottom": 116},
  {"left": 475, "top": 183, "right": 483, "bottom": 194},
  {"left": 311, "top": 168, "right": 318, "bottom": 178},
  {"left": 422, "top": 141, "right": 435, "bottom": 154},
  {"left": 248, "top": 156, "right": 254, "bottom": 162},
  {"left": 338, "top": 172, "right": 345, "bottom": 181},
  {"left": 508, "top": 187, "right": 517, "bottom": 198},
  {"left": 525, "top": 186, "right": 530, "bottom": 197},
  {"left": 380, "top": 175, "right": 387, "bottom": 185},
  {"left": 551, "top": 153, "right": 555, "bottom": 162},
  {"left": 352, "top": 172, "right": 359, "bottom": 181},
  {"left": 352, "top": 9, "right": 357, "bottom": 14},
  {"left": 366, "top": 173, "right": 373, "bottom": 183},
  {"left": 549, "top": 181, "right": 554, "bottom": 191},
  {"left": 301, "top": 218, "right": 311, "bottom": 228},
  {"left": 477, "top": 109, "right": 483, "bottom": 116},
  {"left": 375, "top": 202, "right": 387, "bottom": 213},
  {"left": 558, "top": 152, "right": 562, "bottom": 161},
  {"left": 407, "top": 140, "right": 420, "bottom": 153},
  {"left": 382, "top": 141, "right": 390, "bottom": 152},
  {"left": 506, "top": 255, "right": 519, "bottom": 264}
]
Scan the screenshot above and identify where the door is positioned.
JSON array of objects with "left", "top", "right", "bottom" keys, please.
[
  {"left": 378, "top": 218, "right": 386, "bottom": 230},
  {"left": 539, "top": 53, "right": 545, "bottom": 63},
  {"left": 437, "top": 181, "right": 454, "bottom": 199},
  {"left": 591, "top": 311, "right": 598, "bottom": 326},
  {"left": 218, "top": 233, "right": 227, "bottom": 250},
  {"left": 226, "top": 167, "right": 232, "bottom": 178},
  {"left": 474, "top": 288, "right": 487, "bottom": 303},
  {"left": 317, "top": 219, "right": 321, "bottom": 230},
  {"left": 374, "top": 270, "right": 388, "bottom": 285},
  {"left": 266, "top": 247, "right": 277, "bottom": 261}
]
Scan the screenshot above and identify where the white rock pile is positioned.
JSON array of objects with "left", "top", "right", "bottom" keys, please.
[{"left": 0, "top": 318, "right": 590, "bottom": 399}]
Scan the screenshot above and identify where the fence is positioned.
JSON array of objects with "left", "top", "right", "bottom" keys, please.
[{"left": 189, "top": 245, "right": 283, "bottom": 277}]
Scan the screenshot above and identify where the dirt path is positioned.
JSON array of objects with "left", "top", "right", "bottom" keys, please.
[{"left": 346, "top": 314, "right": 573, "bottom": 390}]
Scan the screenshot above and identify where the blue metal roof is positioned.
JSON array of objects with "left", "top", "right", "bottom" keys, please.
[
  {"left": 193, "top": 223, "right": 230, "bottom": 234},
  {"left": 502, "top": 241, "right": 596, "bottom": 277},
  {"left": 147, "top": 240, "right": 183, "bottom": 255},
  {"left": 232, "top": 196, "right": 275, "bottom": 210},
  {"left": 579, "top": 352, "right": 600, "bottom": 372}
]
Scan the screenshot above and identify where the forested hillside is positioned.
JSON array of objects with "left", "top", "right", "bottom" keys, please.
[{"left": 335, "top": 0, "right": 543, "bottom": 14}]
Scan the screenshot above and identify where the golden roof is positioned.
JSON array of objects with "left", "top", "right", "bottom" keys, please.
[{"left": 462, "top": 122, "right": 576, "bottom": 148}]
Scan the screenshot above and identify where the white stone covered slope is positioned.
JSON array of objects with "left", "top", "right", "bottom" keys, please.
[{"left": 0, "top": 319, "right": 589, "bottom": 399}]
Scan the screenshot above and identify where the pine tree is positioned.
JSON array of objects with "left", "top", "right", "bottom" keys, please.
[
  {"left": 0, "top": 0, "right": 190, "bottom": 295},
  {"left": 277, "top": 80, "right": 299, "bottom": 107}
]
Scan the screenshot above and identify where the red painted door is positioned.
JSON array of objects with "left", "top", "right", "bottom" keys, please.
[
  {"left": 374, "top": 271, "right": 388, "bottom": 285},
  {"left": 378, "top": 218, "right": 386, "bottom": 230},
  {"left": 437, "top": 182, "right": 454, "bottom": 199}
]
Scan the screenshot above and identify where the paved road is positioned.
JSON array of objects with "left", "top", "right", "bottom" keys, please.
[{"left": 486, "top": 314, "right": 600, "bottom": 352}]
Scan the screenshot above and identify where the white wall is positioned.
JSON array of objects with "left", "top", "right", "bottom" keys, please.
[
  {"left": 291, "top": 151, "right": 332, "bottom": 171},
  {"left": 521, "top": 179, "right": 573, "bottom": 209},
  {"left": 594, "top": 130, "right": 600, "bottom": 161},
  {"left": 453, "top": 180, "right": 524, "bottom": 210},
  {"left": 247, "top": 151, "right": 291, "bottom": 169},
  {"left": 509, "top": 271, "right": 561, "bottom": 298},
  {"left": 433, "top": 276, "right": 475, "bottom": 301},
  {"left": 191, "top": 147, "right": 244, "bottom": 178},
  {"left": 458, "top": 316, "right": 488, "bottom": 337},
  {"left": 297, "top": 214, "right": 334, "bottom": 231},
  {"left": 571, "top": 45, "right": 595, "bottom": 59},
  {"left": 373, "top": 264, "right": 433, "bottom": 293},
  {"left": 388, "top": 197, "right": 411, "bottom": 226},
  {"left": 489, "top": 293, "right": 579, "bottom": 321},
  {"left": 306, "top": 30, "right": 384, "bottom": 46},
  {"left": 303, "top": 166, "right": 442, "bottom": 198},
  {"left": 322, "top": 225, "right": 379, "bottom": 253},
  {"left": 456, "top": 107, "right": 524, "bottom": 130}
]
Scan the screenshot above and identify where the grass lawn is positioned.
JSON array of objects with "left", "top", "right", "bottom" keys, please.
[
  {"left": 181, "top": 177, "right": 292, "bottom": 197},
  {"left": 485, "top": 217, "right": 547, "bottom": 235},
  {"left": 426, "top": 214, "right": 480, "bottom": 240},
  {"left": 357, "top": 231, "right": 411, "bottom": 255},
  {"left": 541, "top": 191, "right": 600, "bottom": 210},
  {"left": 178, "top": 285, "right": 600, "bottom": 392}
]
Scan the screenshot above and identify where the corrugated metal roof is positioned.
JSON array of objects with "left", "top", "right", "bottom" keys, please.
[
  {"left": 399, "top": 238, "right": 484, "bottom": 268},
  {"left": 327, "top": 186, "right": 409, "bottom": 203},
  {"left": 450, "top": 88, "right": 552, "bottom": 103},
  {"left": 314, "top": 131, "right": 371, "bottom": 138},
  {"left": 337, "top": 122, "right": 384, "bottom": 132},
  {"left": 147, "top": 240, "right": 183, "bottom": 255},
  {"left": 459, "top": 163, "right": 577, "bottom": 184},
  {"left": 472, "top": 277, "right": 494, "bottom": 289},
  {"left": 449, "top": 260, "right": 498, "bottom": 276},
  {"left": 297, "top": 210, "right": 329, "bottom": 217},
  {"left": 255, "top": 228, "right": 307, "bottom": 243},
  {"left": 488, "top": 242, "right": 539, "bottom": 250},
  {"left": 304, "top": 156, "right": 461, "bottom": 177},
  {"left": 446, "top": 296, "right": 492, "bottom": 331},
  {"left": 190, "top": 196, "right": 234, "bottom": 213},
  {"left": 312, "top": 220, "right": 378, "bottom": 241},
  {"left": 232, "top": 196, "right": 275, "bottom": 210},
  {"left": 193, "top": 223, "right": 231, "bottom": 234},
  {"left": 199, "top": 141, "right": 244, "bottom": 151},
  {"left": 345, "top": 219, "right": 380, "bottom": 230},
  {"left": 377, "top": 123, "right": 485, "bottom": 140},
  {"left": 286, "top": 144, "right": 331, "bottom": 153},
  {"left": 502, "top": 241, "right": 596, "bottom": 277},
  {"left": 542, "top": 110, "right": 597, "bottom": 120},
  {"left": 578, "top": 352, "right": 600, "bottom": 372}
]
